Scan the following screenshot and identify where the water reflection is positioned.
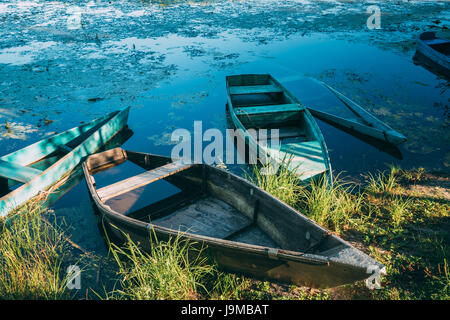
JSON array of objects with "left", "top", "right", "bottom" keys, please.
[{"left": 413, "top": 51, "right": 450, "bottom": 81}]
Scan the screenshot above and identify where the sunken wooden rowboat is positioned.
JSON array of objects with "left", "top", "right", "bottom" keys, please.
[
  {"left": 416, "top": 32, "right": 450, "bottom": 74},
  {"left": 226, "top": 74, "right": 332, "bottom": 184},
  {"left": 307, "top": 82, "right": 407, "bottom": 146},
  {"left": 82, "top": 148, "right": 385, "bottom": 288},
  {"left": 0, "top": 107, "right": 129, "bottom": 217}
]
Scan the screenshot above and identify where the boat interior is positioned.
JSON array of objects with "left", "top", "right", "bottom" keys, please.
[
  {"left": 430, "top": 42, "right": 450, "bottom": 56},
  {"left": 421, "top": 33, "right": 450, "bottom": 56},
  {"left": 227, "top": 74, "right": 327, "bottom": 179},
  {"left": 86, "top": 148, "right": 341, "bottom": 255}
]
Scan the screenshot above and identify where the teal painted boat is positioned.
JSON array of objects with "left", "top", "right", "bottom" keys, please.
[
  {"left": 415, "top": 32, "right": 450, "bottom": 76},
  {"left": 226, "top": 74, "right": 332, "bottom": 183},
  {"left": 307, "top": 81, "right": 407, "bottom": 146},
  {"left": 0, "top": 107, "right": 130, "bottom": 217}
]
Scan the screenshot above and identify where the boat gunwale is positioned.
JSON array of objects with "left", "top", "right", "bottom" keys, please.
[{"left": 0, "top": 112, "right": 114, "bottom": 166}]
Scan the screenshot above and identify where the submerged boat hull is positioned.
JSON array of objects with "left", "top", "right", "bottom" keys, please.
[
  {"left": 416, "top": 32, "right": 450, "bottom": 73},
  {"left": 83, "top": 148, "right": 384, "bottom": 288},
  {"left": 0, "top": 107, "right": 129, "bottom": 217}
]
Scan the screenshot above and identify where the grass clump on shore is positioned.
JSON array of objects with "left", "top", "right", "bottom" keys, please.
[
  {"left": 0, "top": 202, "right": 70, "bottom": 299},
  {"left": 297, "top": 175, "right": 363, "bottom": 234},
  {"left": 365, "top": 168, "right": 399, "bottom": 195},
  {"left": 247, "top": 163, "right": 449, "bottom": 300},
  {"left": 247, "top": 159, "right": 302, "bottom": 207},
  {"left": 105, "top": 231, "right": 215, "bottom": 300},
  {"left": 249, "top": 161, "right": 362, "bottom": 234}
]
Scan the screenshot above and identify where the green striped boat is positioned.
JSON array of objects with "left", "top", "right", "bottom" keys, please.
[{"left": 226, "top": 74, "right": 332, "bottom": 184}]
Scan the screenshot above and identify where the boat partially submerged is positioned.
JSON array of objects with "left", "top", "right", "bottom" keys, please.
[
  {"left": 83, "top": 148, "right": 385, "bottom": 288},
  {"left": 0, "top": 107, "right": 129, "bottom": 217},
  {"left": 415, "top": 32, "right": 450, "bottom": 75},
  {"left": 226, "top": 74, "right": 332, "bottom": 183},
  {"left": 307, "top": 82, "right": 407, "bottom": 146}
]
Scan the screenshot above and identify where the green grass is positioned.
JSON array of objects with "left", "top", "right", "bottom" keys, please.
[
  {"left": 297, "top": 175, "right": 364, "bottom": 234},
  {"left": 246, "top": 159, "right": 303, "bottom": 208},
  {"left": 365, "top": 168, "right": 399, "bottom": 195},
  {"left": 104, "top": 230, "right": 215, "bottom": 300},
  {"left": 0, "top": 201, "right": 70, "bottom": 299},
  {"left": 0, "top": 164, "right": 448, "bottom": 300}
]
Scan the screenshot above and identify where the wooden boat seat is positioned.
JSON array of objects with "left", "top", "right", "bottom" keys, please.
[
  {"left": 229, "top": 84, "right": 282, "bottom": 95},
  {"left": 235, "top": 104, "right": 301, "bottom": 116},
  {"left": 0, "top": 159, "right": 43, "bottom": 183},
  {"left": 253, "top": 126, "right": 306, "bottom": 140},
  {"left": 96, "top": 162, "right": 192, "bottom": 202}
]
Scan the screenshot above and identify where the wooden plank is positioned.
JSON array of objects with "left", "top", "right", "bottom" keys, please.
[
  {"left": 308, "top": 107, "right": 407, "bottom": 145},
  {"left": 229, "top": 85, "right": 282, "bottom": 95},
  {"left": 0, "top": 160, "right": 43, "bottom": 183},
  {"left": 97, "top": 162, "right": 192, "bottom": 202},
  {"left": 319, "top": 82, "right": 407, "bottom": 145},
  {"left": 86, "top": 147, "right": 127, "bottom": 174},
  {"left": 226, "top": 74, "right": 270, "bottom": 86},
  {"left": 235, "top": 104, "right": 300, "bottom": 116},
  {"left": 0, "top": 107, "right": 130, "bottom": 217},
  {"left": 424, "top": 38, "right": 449, "bottom": 46},
  {"left": 254, "top": 126, "right": 306, "bottom": 140},
  {"left": 153, "top": 197, "right": 252, "bottom": 239}
]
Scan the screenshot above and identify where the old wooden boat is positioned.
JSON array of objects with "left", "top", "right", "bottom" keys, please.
[
  {"left": 306, "top": 81, "right": 407, "bottom": 146},
  {"left": 0, "top": 107, "right": 129, "bottom": 217},
  {"left": 415, "top": 32, "right": 450, "bottom": 74},
  {"left": 83, "top": 148, "right": 385, "bottom": 288},
  {"left": 226, "top": 74, "right": 332, "bottom": 183}
]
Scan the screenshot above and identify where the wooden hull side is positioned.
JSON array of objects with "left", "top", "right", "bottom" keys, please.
[
  {"left": 0, "top": 107, "right": 129, "bottom": 217},
  {"left": 96, "top": 204, "right": 369, "bottom": 289},
  {"left": 417, "top": 39, "right": 450, "bottom": 72}
]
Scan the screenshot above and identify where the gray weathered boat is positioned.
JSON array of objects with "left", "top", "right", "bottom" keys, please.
[
  {"left": 226, "top": 74, "right": 332, "bottom": 184},
  {"left": 416, "top": 32, "right": 450, "bottom": 74},
  {"left": 83, "top": 148, "right": 385, "bottom": 288}
]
